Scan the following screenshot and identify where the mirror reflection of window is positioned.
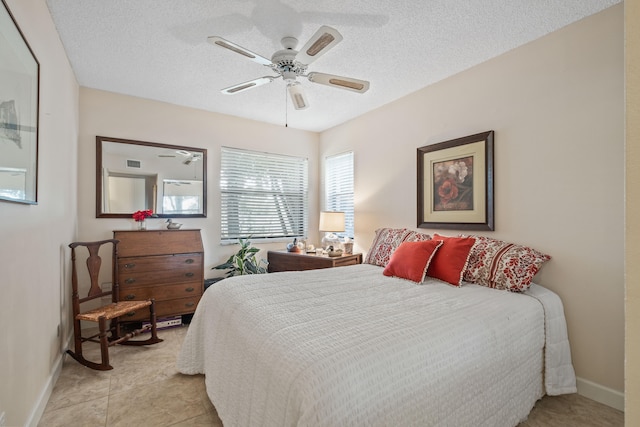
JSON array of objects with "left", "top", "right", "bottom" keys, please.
[
  {"left": 0, "top": 167, "right": 26, "bottom": 199},
  {"left": 162, "top": 179, "right": 203, "bottom": 215}
]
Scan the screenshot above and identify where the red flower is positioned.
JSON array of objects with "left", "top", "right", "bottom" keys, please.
[
  {"left": 132, "top": 209, "right": 154, "bottom": 222},
  {"left": 438, "top": 179, "right": 459, "bottom": 205}
]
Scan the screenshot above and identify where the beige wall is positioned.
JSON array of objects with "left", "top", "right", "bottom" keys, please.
[
  {"left": 1, "top": 2, "right": 629, "bottom": 425},
  {"left": 0, "top": 0, "right": 79, "bottom": 425},
  {"left": 78, "top": 88, "right": 321, "bottom": 272},
  {"left": 626, "top": 0, "right": 640, "bottom": 423},
  {"left": 322, "top": 4, "right": 625, "bottom": 407}
]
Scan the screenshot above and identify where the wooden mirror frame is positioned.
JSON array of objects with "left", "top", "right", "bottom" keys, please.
[{"left": 96, "top": 136, "right": 207, "bottom": 218}]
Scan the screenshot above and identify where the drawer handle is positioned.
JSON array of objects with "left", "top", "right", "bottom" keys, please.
[
  {"left": 185, "top": 258, "right": 195, "bottom": 264},
  {"left": 185, "top": 272, "right": 195, "bottom": 277},
  {"left": 124, "top": 263, "right": 136, "bottom": 269},
  {"left": 185, "top": 302, "right": 195, "bottom": 308},
  {"left": 125, "top": 311, "right": 136, "bottom": 317},
  {"left": 185, "top": 287, "right": 195, "bottom": 292},
  {"left": 124, "top": 294, "right": 136, "bottom": 300},
  {"left": 125, "top": 278, "right": 136, "bottom": 284}
]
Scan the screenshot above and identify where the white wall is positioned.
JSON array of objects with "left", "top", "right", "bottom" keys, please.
[
  {"left": 321, "top": 4, "right": 624, "bottom": 407},
  {"left": 0, "top": 0, "right": 79, "bottom": 425},
  {"left": 78, "top": 88, "right": 321, "bottom": 274}
]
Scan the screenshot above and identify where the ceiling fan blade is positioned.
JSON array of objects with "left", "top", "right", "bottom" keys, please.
[
  {"left": 307, "top": 72, "right": 370, "bottom": 93},
  {"left": 287, "top": 83, "right": 309, "bottom": 110},
  {"left": 207, "top": 36, "right": 272, "bottom": 66},
  {"left": 221, "top": 77, "right": 275, "bottom": 95},
  {"left": 295, "top": 26, "right": 343, "bottom": 65}
]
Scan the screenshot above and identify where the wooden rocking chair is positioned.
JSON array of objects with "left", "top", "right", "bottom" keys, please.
[{"left": 67, "top": 239, "right": 162, "bottom": 370}]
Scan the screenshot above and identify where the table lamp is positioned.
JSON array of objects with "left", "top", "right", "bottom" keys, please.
[{"left": 319, "top": 211, "right": 345, "bottom": 250}]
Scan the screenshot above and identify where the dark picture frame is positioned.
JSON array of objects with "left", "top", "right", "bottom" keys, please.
[
  {"left": 0, "top": 0, "right": 39, "bottom": 205},
  {"left": 417, "top": 131, "right": 494, "bottom": 231}
]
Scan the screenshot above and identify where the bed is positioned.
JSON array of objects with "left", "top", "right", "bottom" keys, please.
[{"left": 177, "top": 261, "right": 576, "bottom": 426}]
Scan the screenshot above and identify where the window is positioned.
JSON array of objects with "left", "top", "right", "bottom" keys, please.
[
  {"left": 220, "top": 147, "right": 308, "bottom": 242},
  {"left": 325, "top": 151, "right": 354, "bottom": 238}
]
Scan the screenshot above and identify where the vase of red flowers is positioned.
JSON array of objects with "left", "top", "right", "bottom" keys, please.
[{"left": 132, "top": 209, "right": 154, "bottom": 230}]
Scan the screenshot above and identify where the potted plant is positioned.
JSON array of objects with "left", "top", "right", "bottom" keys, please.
[{"left": 213, "top": 237, "right": 268, "bottom": 277}]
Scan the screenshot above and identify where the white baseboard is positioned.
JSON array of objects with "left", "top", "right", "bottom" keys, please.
[
  {"left": 26, "top": 335, "right": 71, "bottom": 427},
  {"left": 26, "top": 353, "right": 63, "bottom": 427},
  {"left": 576, "top": 376, "right": 625, "bottom": 412}
]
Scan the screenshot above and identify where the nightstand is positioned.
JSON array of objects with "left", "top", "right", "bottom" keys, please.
[{"left": 267, "top": 251, "right": 363, "bottom": 273}]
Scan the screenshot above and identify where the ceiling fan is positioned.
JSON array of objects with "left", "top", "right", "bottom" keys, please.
[{"left": 207, "top": 26, "right": 370, "bottom": 110}]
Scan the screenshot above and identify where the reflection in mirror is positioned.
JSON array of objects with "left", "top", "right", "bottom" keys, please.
[
  {"left": 96, "top": 136, "right": 207, "bottom": 218},
  {"left": 0, "top": 0, "right": 40, "bottom": 205},
  {"left": 162, "top": 179, "right": 204, "bottom": 214}
]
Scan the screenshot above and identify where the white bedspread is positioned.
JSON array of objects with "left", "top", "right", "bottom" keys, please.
[{"left": 178, "top": 264, "right": 575, "bottom": 427}]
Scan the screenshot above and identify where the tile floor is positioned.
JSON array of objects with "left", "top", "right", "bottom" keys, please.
[{"left": 38, "top": 325, "right": 624, "bottom": 427}]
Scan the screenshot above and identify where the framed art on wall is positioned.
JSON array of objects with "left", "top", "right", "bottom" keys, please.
[
  {"left": 417, "top": 130, "right": 494, "bottom": 231},
  {"left": 0, "top": 0, "right": 40, "bottom": 205}
]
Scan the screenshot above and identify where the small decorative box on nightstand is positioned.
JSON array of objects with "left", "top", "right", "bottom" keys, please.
[{"left": 267, "top": 250, "right": 362, "bottom": 273}]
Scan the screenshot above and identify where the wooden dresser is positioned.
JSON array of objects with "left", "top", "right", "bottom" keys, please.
[{"left": 113, "top": 230, "right": 204, "bottom": 322}]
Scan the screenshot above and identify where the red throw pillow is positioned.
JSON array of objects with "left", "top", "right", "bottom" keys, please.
[
  {"left": 383, "top": 240, "right": 443, "bottom": 283},
  {"left": 426, "top": 234, "right": 476, "bottom": 286}
]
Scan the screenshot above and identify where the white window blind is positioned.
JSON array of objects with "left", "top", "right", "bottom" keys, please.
[
  {"left": 220, "top": 147, "right": 308, "bottom": 241},
  {"left": 325, "top": 151, "right": 354, "bottom": 238}
]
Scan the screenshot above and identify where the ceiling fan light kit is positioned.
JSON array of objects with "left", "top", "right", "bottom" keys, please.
[{"left": 207, "top": 25, "right": 369, "bottom": 111}]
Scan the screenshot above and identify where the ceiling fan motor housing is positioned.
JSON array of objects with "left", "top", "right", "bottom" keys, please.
[{"left": 271, "top": 45, "right": 307, "bottom": 82}]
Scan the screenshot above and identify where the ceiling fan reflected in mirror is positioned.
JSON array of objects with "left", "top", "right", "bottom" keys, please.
[
  {"left": 176, "top": 150, "right": 202, "bottom": 165},
  {"left": 157, "top": 150, "right": 202, "bottom": 165},
  {"left": 207, "top": 26, "right": 370, "bottom": 110}
]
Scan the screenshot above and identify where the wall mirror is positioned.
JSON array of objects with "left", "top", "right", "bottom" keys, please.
[{"left": 96, "top": 136, "right": 207, "bottom": 218}]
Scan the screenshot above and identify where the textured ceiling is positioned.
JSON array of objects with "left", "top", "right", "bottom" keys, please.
[{"left": 46, "top": 0, "right": 619, "bottom": 132}]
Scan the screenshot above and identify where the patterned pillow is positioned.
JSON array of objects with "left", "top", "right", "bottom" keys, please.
[
  {"left": 463, "top": 236, "right": 551, "bottom": 292},
  {"left": 364, "top": 228, "right": 412, "bottom": 267},
  {"left": 404, "top": 230, "right": 432, "bottom": 242},
  {"left": 383, "top": 240, "right": 443, "bottom": 283}
]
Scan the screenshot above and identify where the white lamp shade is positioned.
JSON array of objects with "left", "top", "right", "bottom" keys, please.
[{"left": 319, "top": 211, "right": 345, "bottom": 232}]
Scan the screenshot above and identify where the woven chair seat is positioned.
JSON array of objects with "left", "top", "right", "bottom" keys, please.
[{"left": 76, "top": 300, "right": 152, "bottom": 322}]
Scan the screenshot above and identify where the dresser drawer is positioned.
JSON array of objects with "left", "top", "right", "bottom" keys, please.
[
  {"left": 119, "top": 269, "right": 202, "bottom": 288},
  {"left": 332, "top": 256, "right": 361, "bottom": 267},
  {"left": 120, "top": 296, "right": 201, "bottom": 321},
  {"left": 119, "top": 282, "right": 202, "bottom": 302},
  {"left": 119, "top": 258, "right": 203, "bottom": 288},
  {"left": 118, "top": 253, "right": 202, "bottom": 274}
]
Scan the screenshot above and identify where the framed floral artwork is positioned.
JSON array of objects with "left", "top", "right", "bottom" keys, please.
[{"left": 417, "top": 131, "right": 494, "bottom": 231}]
